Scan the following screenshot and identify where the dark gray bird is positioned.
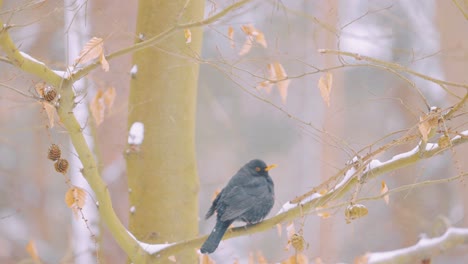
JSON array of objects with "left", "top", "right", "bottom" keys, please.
[{"left": 200, "top": 159, "right": 276, "bottom": 254}]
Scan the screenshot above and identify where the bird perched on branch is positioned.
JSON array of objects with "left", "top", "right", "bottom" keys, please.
[{"left": 200, "top": 159, "right": 276, "bottom": 254}]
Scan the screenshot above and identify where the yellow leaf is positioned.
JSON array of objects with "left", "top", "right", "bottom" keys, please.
[
  {"left": 41, "top": 102, "right": 56, "bottom": 128},
  {"left": 103, "top": 87, "right": 116, "bottom": 113},
  {"left": 228, "top": 26, "right": 235, "bottom": 48},
  {"left": 238, "top": 36, "right": 253, "bottom": 56},
  {"left": 65, "top": 186, "right": 86, "bottom": 217},
  {"left": 381, "top": 181, "right": 389, "bottom": 205},
  {"left": 26, "top": 240, "right": 40, "bottom": 262},
  {"left": 318, "top": 72, "right": 332, "bottom": 107},
  {"left": 75, "top": 37, "right": 104, "bottom": 65},
  {"left": 184, "top": 29, "right": 192, "bottom": 44}
]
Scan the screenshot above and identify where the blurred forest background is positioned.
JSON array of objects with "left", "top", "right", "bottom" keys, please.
[{"left": 0, "top": 0, "right": 467, "bottom": 263}]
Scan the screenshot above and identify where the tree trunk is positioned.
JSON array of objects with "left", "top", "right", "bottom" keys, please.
[{"left": 127, "top": 0, "right": 204, "bottom": 262}]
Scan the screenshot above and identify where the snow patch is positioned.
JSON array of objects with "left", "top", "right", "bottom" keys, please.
[{"left": 128, "top": 122, "right": 144, "bottom": 145}]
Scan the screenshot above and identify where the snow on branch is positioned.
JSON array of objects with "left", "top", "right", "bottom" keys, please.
[
  {"left": 277, "top": 130, "right": 468, "bottom": 215},
  {"left": 362, "top": 227, "right": 468, "bottom": 263}
]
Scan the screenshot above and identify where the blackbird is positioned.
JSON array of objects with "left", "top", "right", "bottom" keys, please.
[{"left": 200, "top": 159, "right": 276, "bottom": 254}]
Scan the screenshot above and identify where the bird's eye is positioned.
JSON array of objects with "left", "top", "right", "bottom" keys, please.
[{"left": 255, "top": 167, "right": 261, "bottom": 172}]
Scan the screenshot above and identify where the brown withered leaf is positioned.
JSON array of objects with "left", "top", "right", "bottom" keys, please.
[
  {"left": 65, "top": 186, "right": 86, "bottom": 217},
  {"left": 100, "top": 53, "right": 109, "bottom": 72},
  {"left": 381, "top": 181, "right": 389, "bottom": 205},
  {"left": 239, "top": 24, "right": 267, "bottom": 55},
  {"left": 41, "top": 102, "right": 56, "bottom": 128},
  {"left": 318, "top": 72, "right": 332, "bottom": 107},
  {"left": 103, "top": 87, "right": 116, "bottom": 112},
  {"left": 228, "top": 26, "right": 235, "bottom": 48},
  {"left": 418, "top": 113, "right": 438, "bottom": 142},
  {"left": 35, "top": 82, "right": 46, "bottom": 97},
  {"left": 272, "top": 62, "right": 290, "bottom": 104},
  {"left": 257, "top": 62, "right": 291, "bottom": 103},
  {"left": 255, "top": 32, "right": 267, "bottom": 48},
  {"left": 238, "top": 36, "right": 253, "bottom": 56},
  {"left": 26, "top": 240, "right": 41, "bottom": 263},
  {"left": 75, "top": 37, "right": 104, "bottom": 65},
  {"left": 168, "top": 255, "right": 176, "bottom": 262},
  {"left": 90, "top": 90, "right": 105, "bottom": 126}
]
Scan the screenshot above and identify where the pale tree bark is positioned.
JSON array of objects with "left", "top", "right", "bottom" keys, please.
[{"left": 126, "top": 0, "right": 205, "bottom": 262}]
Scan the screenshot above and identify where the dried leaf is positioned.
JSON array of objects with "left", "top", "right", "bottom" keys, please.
[
  {"left": 65, "top": 186, "right": 86, "bottom": 217},
  {"left": 438, "top": 135, "right": 450, "bottom": 148},
  {"left": 272, "top": 62, "right": 290, "bottom": 104},
  {"left": 103, "top": 87, "right": 116, "bottom": 112},
  {"left": 228, "top": 26, "right": 235, "bottom": 48},
  {"left": 256, "top": 80, "right": 273, "bottom": 94},
  {"left": 90, "top": 90, "right": 105, "bottom": 126},
  {"left": 241, "top": 24, "right": 258, "bottom": 36},
  {"left": 418, "top": 113, "right": 439, "bottom": 142},
  {"left": 99, "top": 53, "right": 109, "bottom": 72},
  {"left": 291, "top": 233, "right": 306, "bottom": 252},
  {"left": 277, "top": 79, "right": 291, "bottom": 104},
  {"left": 255, "top": 32, "right": 267, "bottom": 48},
  {"left": 238, "top": 36, "right": 253, "bottom": 56},
  {"left": 41, "top": 102, "right": 56, "bottom": 128},
  {"left": 318, "top": 72, "right": 333, "bottom": 107},
  {"left": 168, "top": 255, "right": 176, "bottom": 262},
  {"left": 184, "top": 29, "right": 192, "bottom": 44},
  {"left": 345, "top": 204, "right": 368, "bottom": 223},
  {"left": 35, "top": 82, "right": 46, "bottom": 97},
  {"left": 381, "top": 181, "right": 389, "bottom": 205},
  {"left": 75, "top": 37, "right": 104, "bottom": 65},
  {"left": 26, "top": 240, "right": 40, "bottom": 262}
]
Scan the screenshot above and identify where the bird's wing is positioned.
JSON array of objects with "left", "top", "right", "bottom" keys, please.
[
  {"left": 218, "top": 180, "right": 271, "bottom": 222},
  {"left": 205, "top": 189, "right": 223, "bottom": 219}
]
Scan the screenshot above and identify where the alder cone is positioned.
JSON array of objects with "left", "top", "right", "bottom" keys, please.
[
  {"left": 47, "top": 144, "right": 61, "bottom": 161},
  {"left": 54, "top": 158, "right": 69, "bottom": 174},
  {"left": 44, "top": 87, "right": 57, "bottom": 102}
]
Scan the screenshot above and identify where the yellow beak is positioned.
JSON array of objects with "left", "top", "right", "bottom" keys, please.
[{"left": 265, "top": 164, "right": 278, "bottom": 171}]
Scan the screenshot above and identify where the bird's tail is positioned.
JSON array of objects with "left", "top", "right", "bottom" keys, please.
[{"left": 200, "top": 220, "right": 232, "bottom": 254}]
